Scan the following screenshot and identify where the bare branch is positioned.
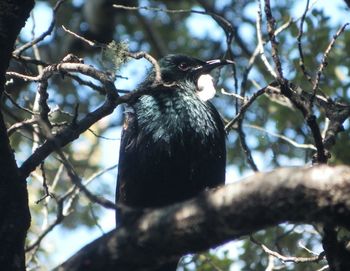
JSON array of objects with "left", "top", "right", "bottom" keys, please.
[
  {"left": 26, "top": 163, "right": 118, "bottom": 253},
  {"left": 316, "top": 265, "right": 329, "bottom": 271},
  {"left": 13, "top": 0, "right": 67, "bottom": 55},
  {"left": 6, "top": 62, "right": 115, "bottom": 90},
  {"left": 262, "top": 0, "right": 328, "bottom": 163},
  {"left": 18, "top": 96, "right": 116, "bottom": 178},
  {"left": 11, "top": 54, "right": 49, "bottom": 66},
  {"left": 56, "top": 151, "right": 117, "bottom": 210},
  {"left": 263, "top": 0, "right": 284, "bottom": 80},
  {"left": 250, "top": 236, "right": 325, "bottom": 264},
  {"left": 244, "top": 124, "right": 317, "bottom": 150},
  {"left": 240, "top": 46, "right": 260, "bottom": 92},
  {"left": 113, "top": 4, "right": 207, "bottom": 15},
  {"left": 256, "top": 0, "right": 277, "bottom": 78},
  {"left": 225, "top": 84, "right": 268, "bottom": 172},
  {"left": 311, "top": 23, "right": 349, "bottom": 103},
  {"left": 225, "top": 85, "right": 267, "bottom": 131},
  {"left": 62, "top": 25, "right": 101, "bottom": 48},
  {"left": 25, "top": 198, "right": 64, "bottom": 252},
  {"left": 9, "top": 49, "right": 172, "bottom": 179},
  {"left": 126, "top": 51, "right": 162, "bottom": 83},
  {"left": 237, "top": 120, "right": 259, "bottom": 171},
  {"left": 35, "top": 162, "right": 54, "bottom": 204},
  {"left": 297, "top": 0, "right": 313, "bottom": 83},
  {"left": 3, "top": 91, "right": 35, "bottom": 115},
  {"left": 7, "top": 118, "right": 37, "bottom": 137}
]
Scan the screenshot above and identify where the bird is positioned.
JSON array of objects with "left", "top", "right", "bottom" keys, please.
[{"left": 116, "top": 54, "right": 232, "bottom": 270}]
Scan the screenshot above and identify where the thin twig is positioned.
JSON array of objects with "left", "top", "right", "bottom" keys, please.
[
  {"left": 297, "top": 0, "right": 313, "bottom": 83},
  {"left": 88, "top": 129, "right": 119, "bottom": 140},
  {"left": 263, "top": 2, "right": 328, "bottom": 164},
  {"left": 14, "top": 0, "right": 67, "bottom": 55},
  {"left": 298, "top": 242, "right": 320, "bottom": 256},
  {"left": 62, "top": 26, "right": 161, "bottom": 85},
  {"left": 263, "top": 0, "right": 284, "bottom": 80},
  {"left": 36, "top": 80, "right": 52, "bottom": 129},
  {"left": 198, "top": 1, "right": 238, "bottom": 93},
  {"left": 89, "top": 204, "right": 105, "bottom": 235},
  {"left": 251, "top": 236, "right": 325, "bottom": 263},
  {"left": 221, "top": 88, "right": 245, "bottom": 101},
  {"left": 113, "top": 4, "right": 207, "bottom": 15},
  {"left": 62, "top": 25, "right": 101, "bottom": 48},
  {"left": 12, "top": 54, "right": 49, "bottom": 66},
  {"left": 238, "top": 120, "right": 259, "bottom": 171},
  {"left": 25, "top": 198, "right": 64, "bottom": 252},
  {"left": 265, "top": 255, "right": 274, "bottom": 271},
  {"left": 316, "top": 265, "right": 329, "bottom": 271},
  {"left": 64, "top": 73, "right": 106, "bottom": 95},
  {"left": 58, "top": 164, "right": 118, "bottom": 208},
  {"left": 256, "top": 0, "right": 277, "bottom": 78},
  {"left": 225, "top": 86, "right": 267, "bottom": 131},
  {"left": 6, "top": 62, "right": 117, "bottom": 96},
  {"left": 127, "top": 51, "right": 162, "bottom": 83},
  {"left": 31, "top": 29, "right": 47, "bottom": 152},
  {"left": 36, "top": 162, "right": 54, "bottom": 204},
  {"left": 311, "top": 23, "right": 349, "bottom": 105},
  {"left": 274, "top": 18, "right": 293, "bottom": 36},
  {"left": 244, "top": 124, "right": 317, "bottom": 150},
  {"left": 3, "top": 91, "right": 36, "bottom": 115},
  {"left": 57, "top": 151, "right": 117, "bottom": 210},
  {"left": 7, "top": 119, "right": 37, "bottom": 137},
  {"left": 240, "top": 45, "right": 260, "bottom": 92}
]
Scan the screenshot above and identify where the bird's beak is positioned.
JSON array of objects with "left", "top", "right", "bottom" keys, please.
[
  {"left": 193, "top": 59, "right": 234, "bottom": 101},
  {"left": 193, "top": 59, "right": 234, "bottom": 75}
]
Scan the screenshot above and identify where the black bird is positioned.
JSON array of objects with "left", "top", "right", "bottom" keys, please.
[{"left": 116, "top": 54, "right": 231, "bottom": 270}]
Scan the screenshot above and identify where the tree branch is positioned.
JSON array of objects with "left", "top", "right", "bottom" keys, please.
[
  {"left": 55, "top": 165, "right": 350, "bottom": 271},
  {"left": 0, "top": 1, "right": 35, "bottom": 270}
]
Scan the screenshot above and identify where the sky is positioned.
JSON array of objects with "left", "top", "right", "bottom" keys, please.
[{"left": 18, "top": 0, "right": 349, "bottom": 269}]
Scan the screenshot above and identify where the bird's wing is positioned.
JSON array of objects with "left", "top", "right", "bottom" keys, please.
[{"left": 115, "top": 107, "right": 137, "bottom": 226}]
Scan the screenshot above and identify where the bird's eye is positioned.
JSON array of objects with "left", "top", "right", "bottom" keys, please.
[{"left": 178, "top": 62, "right": 190, "bottom": 71}]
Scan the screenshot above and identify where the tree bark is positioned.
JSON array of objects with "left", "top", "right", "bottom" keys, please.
[
  {"left": 0, "top": 1, "right": 34, "bottom": 270},
  {"left": 55, "top": 165, "right": 350, "bottom": 271}
]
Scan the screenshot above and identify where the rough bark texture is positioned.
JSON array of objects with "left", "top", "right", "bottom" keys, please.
[
  {"left": 322, "top": 225, "right": 350, "bottom": 271},
  {"left": 55, "top": 165, "right": 350, "bottom": 271},
  {"left": 0, "top": 0, "right": 34, "bottom": 270}
]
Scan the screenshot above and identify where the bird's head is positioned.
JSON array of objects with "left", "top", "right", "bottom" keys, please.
[{"left": 157, "top": 54, "right": 233, "bottom": 101}]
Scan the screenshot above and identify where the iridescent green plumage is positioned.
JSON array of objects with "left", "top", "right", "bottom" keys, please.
[{"left": 116, "top": 54, "right": 231, "bottom": 271}]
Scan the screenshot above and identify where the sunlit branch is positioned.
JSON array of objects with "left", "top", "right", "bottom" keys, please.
[{"left": 250, "top": 236, "right": 326, "bottom": 264}]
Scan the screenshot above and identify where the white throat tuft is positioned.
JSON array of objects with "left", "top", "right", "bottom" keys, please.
[{"left": 196, "top": 74, "right": 216, "bottom": 101}]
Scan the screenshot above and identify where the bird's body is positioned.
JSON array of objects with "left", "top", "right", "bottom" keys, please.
[
  {"left": 117, "top": 82, "right": 225, "bottom": 208},
  {"left": 116, "top": 54, "right": 230, "bottom": 270}
]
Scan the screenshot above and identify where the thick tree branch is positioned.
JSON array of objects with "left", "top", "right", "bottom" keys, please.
[
  {"left": 0, "top": 1, "right": 35, "bottom": 270},
  {"left": 55, "top": 165, "right": 350, "bottom": 271},
  {"left": 322, "top": 225, "right": 350, "bottom": 271}
]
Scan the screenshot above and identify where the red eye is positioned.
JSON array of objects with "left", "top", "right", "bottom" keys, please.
[{"left": 178, "top": 62, "right": 189, "bottom": 71}]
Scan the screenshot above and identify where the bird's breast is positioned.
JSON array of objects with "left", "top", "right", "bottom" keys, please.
[{"left": 133, "top": 89, "right": 221, "bottom": 151}]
